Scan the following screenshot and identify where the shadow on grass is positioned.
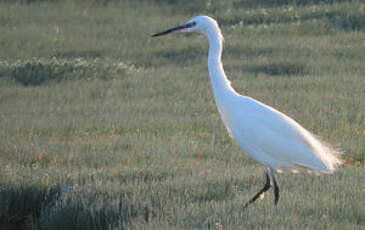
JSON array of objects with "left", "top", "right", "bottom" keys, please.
[
  {"left": 247, "top": 62, "right": 309, "bottom": 76},
  {"left": 33, "top": 197, "right": 150, "bottom": 230},
  {"left": 0, "top": 58, "right": 141, "bottom": 86},
  {"left": 0, "top": 181, "right": 155, "bottom": 230},
  {"left": 0, "top": 182, "right": 54, "bottom": 230},
  {"left": 332, "top": 14, "right": 365, "bottom": 31},
  {"left": 152, "top": 45, "right": 205, "bottom": 67}
]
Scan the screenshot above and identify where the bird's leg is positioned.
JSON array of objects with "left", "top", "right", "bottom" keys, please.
[
  {"left": 244, "top": 168, "right": 271, "bottom": 208},
  {"left": 269, "top": 168, "right": 280, "bottom": 205}
]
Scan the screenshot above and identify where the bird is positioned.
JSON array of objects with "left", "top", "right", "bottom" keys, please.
[{"left": 152, "top": 16, "right": 343, "bottom": 206}]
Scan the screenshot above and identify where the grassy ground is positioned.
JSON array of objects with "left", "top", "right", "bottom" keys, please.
[{"left": 0, "top": 0, "right": 364, "bottom": 229}]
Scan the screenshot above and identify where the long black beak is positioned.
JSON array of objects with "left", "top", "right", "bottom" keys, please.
[{"left": 152, "top": 22, "right": 194, "bottom": 37}]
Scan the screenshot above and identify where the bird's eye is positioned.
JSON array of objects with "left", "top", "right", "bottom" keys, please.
[{"left": 185, "top": 21, "right": 196, "bottom": 29}]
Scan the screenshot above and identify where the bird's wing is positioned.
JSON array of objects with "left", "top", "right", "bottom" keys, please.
[{"left": 233, "top": 96, "right": 334, "bottom": 171}]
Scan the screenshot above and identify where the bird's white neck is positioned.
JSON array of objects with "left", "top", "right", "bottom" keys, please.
[{"left": 206, "top": 27, "right": 237, "bottom": 103}]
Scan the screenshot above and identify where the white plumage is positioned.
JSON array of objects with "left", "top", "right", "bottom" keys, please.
[{"left": 152, "top": 15, "right": 343, "bottom": 205}]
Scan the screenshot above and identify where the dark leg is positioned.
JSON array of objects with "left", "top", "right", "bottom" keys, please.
[
  {"left": 244, "top": 168, "right": 272, "bottom": 208},
  {"left": 269, "top": 168, "right": 280, "bottom": 205}
]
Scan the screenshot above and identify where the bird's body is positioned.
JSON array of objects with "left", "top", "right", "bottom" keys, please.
[
  {"left": 152, "top": 15, "right": 342, "bottom": 205},
  {"left": 218, "top": 94, "right": 335, "bottom": 172}
]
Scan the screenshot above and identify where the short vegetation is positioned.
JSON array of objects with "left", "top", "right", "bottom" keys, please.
[{"left": 0, "top": 0, "right": 364, "bottom": 229}]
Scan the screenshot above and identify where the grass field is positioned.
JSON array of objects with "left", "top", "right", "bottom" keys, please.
[{"left": 0, "top": 0, "right": 364, "bottom": 229}]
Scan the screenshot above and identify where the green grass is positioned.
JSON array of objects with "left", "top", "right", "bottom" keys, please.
[{"left": 0, "top": 0, "right": 364, "bottom": 229}]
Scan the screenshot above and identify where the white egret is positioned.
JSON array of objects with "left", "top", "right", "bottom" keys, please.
[{"left": 152, "top": 16, "right": 343, "bottom": 206}]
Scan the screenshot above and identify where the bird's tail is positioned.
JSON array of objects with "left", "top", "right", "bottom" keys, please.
[
  {"left": 307, "top": 134, "right": 344, "bottom": 174},
  {"left": 318, "top": 141, "right": 343, "bottom": 173}
]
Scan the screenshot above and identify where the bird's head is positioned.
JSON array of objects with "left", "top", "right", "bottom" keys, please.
[{"left": 152, "top": 16, "right": 219, "bottom": 37}]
